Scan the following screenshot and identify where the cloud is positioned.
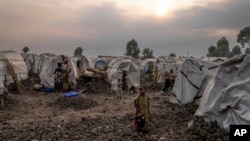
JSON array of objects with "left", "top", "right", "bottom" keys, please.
[{"left": 0, "top": 0, "right": 249, "bottom": 57}]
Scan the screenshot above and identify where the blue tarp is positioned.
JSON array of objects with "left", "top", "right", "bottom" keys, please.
[{"left": 62, "top": 91, "right": 79, "bottom": 97}]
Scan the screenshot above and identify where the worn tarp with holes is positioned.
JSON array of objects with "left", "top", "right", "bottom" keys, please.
[
  {"left": 171, "top": 59, "right": 218, "bottom": 105},
  {"left": 0, "top": 51, "right": 28, "bottom": 94},
  {"left": 40, "top": 55, "right": 78, "bottom": 88},
  {"left": 195, "top": 54, "right": 250, "bottom": 132},
  {"left": 106, "top": 57, "right": 140, "bottom": 91}
]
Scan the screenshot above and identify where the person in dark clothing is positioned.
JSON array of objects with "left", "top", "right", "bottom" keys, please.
[
  {"left": 54, "top": 62, "right": 63, "bottom": 93},
  {"left": 163, "top": 72, "right": 171, "bottom": 93},
  {"left": 169, "top": 69, "right": 175, "bottom": 90},
  {"left": 122, "top": 71, "right": 128, "bottom": 91}
]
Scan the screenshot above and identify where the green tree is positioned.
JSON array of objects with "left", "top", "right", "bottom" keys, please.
[
  {"left": 217, "top": 37, "right": 230, "bottom": 57},
  {"left": 245, "top": 48, "right": 250, "bottom": 54},
  {"left": 217, "top": 45, "right": 230, "bottom": 57},
  {"left": 22, "top": 46, "right": 30, "bottom": 53},
  {"left": 169, "top": 53, "right": 176, "bottom": 57},
  {"left": 142, "top": 48, "right": 154, "bottom": 59},
  {"left": 207, "top": 37, "right": 230, "bottom": 57},
  {"left": 125, "top": 39, "right": 140, "bottom": 58},
  {"left": 74, "top": 46, "right": 83, "bottom": 56},
  {"left": 231, "top": 45, "right": 242, "bottom": 56},
  {"left": 237, "top": 26, "right": 250, "bottom": 48},
  {"left": 207, "top": 45, "right": 217, "bottom": 57},
  {"left": 217, "top": 36, "right": 229, "bottom": 47}
]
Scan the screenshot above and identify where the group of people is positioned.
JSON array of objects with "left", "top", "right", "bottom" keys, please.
[{"left": 53, "top": 58, "right": 72, "bottom": 93}]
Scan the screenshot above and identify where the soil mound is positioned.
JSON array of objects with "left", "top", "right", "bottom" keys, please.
[
  {"left": 185, "top": 117, "right": 229, "bottom": 141},
  {"left": 77, "top": 77, "right": 111, "bottom": 94},
  {"left": 48, "top": 95, "right": 98, "bottom": 110},
  {"left": 0, "top": 95, "right": 18, "bottom": 110}
]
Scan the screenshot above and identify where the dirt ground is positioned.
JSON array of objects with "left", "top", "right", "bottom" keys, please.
[{"left": 0, "top": 76, "right": 229, "bottom": 141}]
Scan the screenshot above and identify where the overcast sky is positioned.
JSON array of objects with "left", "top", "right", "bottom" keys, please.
[{"left": 0, "top": 0, "right": 249, "bottom": 58}]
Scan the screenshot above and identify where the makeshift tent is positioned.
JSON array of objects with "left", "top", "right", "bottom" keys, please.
[
  {"left": 195, "top": 54, "right": 250, "bottom": 132},
  {"left": 106, "top": 57, "right": 140, "bottom": 91},
  {"left": 21, "top": 53, "right": 50, "bottom": 74},
  {"left": 40, "top": 55, "right": 78, "bottom": 88},
  {"left": 171, "top": 59, "right": 218, "bottom": 105},
  {"left": 94, "top": 59, "right": 109, "bottom": 71},
  {"left": 70, "top": 55, "right": 94, "bottom": 77},
  {"left": 0, "top": 51, "right": 28, "bottom": 94},
  {"left": 157, "top": 61, "right": 183, "bottom": 83},
  {"left": 133, "top": 59, "right": 155, "bottom": 75}
]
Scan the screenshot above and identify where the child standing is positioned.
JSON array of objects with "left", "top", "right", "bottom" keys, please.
[{"left": 117, "top": 78, "right": 122, "bottom": 99}]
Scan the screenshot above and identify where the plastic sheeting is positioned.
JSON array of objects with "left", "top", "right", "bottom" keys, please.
[
  {"left": 157, "top": 62, "right": 182, "bottom": 83},
  {"left": 21, "top": 53, "right": 51, "bottom": 74},
  {"left": 171, "top": 59, "right": 216, "bottom": 105},
  {"left": 40, "top": 55, "right": 78, "bottom": 88},
  {"left": 0, "top": 51, "right": 28, "bottom": 94},
  {"left": 70, "top": 55, "right": 94, "bottom": 77},
  {"left": 195, "top": 54, "right": 250, "bottom": 132},
  {"left": 106, "top": 57, "right": 140, "bottom": 91},
  {"left": 94, "top": 60, "right": 108, "bottom": 71}
]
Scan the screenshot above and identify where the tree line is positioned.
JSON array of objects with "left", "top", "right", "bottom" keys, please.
[
  {"left": 207, "top": 26, "right": 250, "bottom": 57},
  {"left": 22, "top": 26, "right": 250, "bottom": 59}
]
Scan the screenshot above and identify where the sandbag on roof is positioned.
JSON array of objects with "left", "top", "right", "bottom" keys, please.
[
  {"left": 106, "top": 57, "right": 140, "bottom": 91},
  {"left": 195, "top": 54, "right": 250, "bottom": 132}
]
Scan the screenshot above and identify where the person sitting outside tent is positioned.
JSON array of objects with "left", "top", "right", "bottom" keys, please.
[
  {"left": 62, "top": 59, "right": 71, "bottom": 92},
  {"left": 54, "top": 62, "right": 63, "bottom": 93},
  {"left": 117, "top": 78, "right": 122, "bottom": 99},
  {"left": 153, "top": 66, "right": 158, "bottom": 84},
  {"left": 134, "top": 86, "right": 150, "bottom": 134},
  {"left": 122, "top": 71, "right": 128, "bottom": 91},
  {"left": 163, "top": 71, "right": 171, "bottom": 93}
]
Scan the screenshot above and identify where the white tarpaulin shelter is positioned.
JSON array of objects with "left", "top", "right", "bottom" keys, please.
[
  {"left": 94, "top": 59, "right": 109, "bottom": 71},
  {"left": 106, "top": 57, "right": 140, "bottom": 91},
  {"left": 21, "top": 53, "right": 51, "bottom": 75},
  {"left": 40, "top": 55, "right": 78, "bottom": 88},
  {"left": 133, "top": 59, "right": 155, "bottom": 75},
  {"left": 157, "top": 61, "right": 183, "bottom": 83},
  {"left": 0, "top": 51, "right": 28, "bottom": 94},
  {"left": 171, "top": 59, "right": 218, "bottom": 105},
  {"left": 70, "top": 55, "right": 94, "bottom": 77},
  {"left": 195, "top": 54, "right": 250, "bottom": 132}
]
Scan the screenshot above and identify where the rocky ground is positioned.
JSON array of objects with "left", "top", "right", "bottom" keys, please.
[{"left": 0, "top": 74, "right": 229, "bottom": 141}]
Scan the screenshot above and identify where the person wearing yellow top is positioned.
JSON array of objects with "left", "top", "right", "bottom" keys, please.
[{"left": 134, "top": 86, "right": 150, "bottom": 134}]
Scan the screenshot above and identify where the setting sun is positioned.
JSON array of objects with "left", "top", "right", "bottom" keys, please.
[{"left": 156, "top": 6, "right": 167, "bottom": 16}]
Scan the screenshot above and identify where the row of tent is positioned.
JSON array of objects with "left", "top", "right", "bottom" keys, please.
[
  {"left": 171, "top": 54, "right": 250, "bottom": 132},
  {"left": 21, "top": 52, "right": 182, "bottom": 91},
  {"left": 0, "top": 51, "right": 184, "bottom": 94},
  {"left": 4, "top": 50, "right": 249, "bottom": 132}
]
